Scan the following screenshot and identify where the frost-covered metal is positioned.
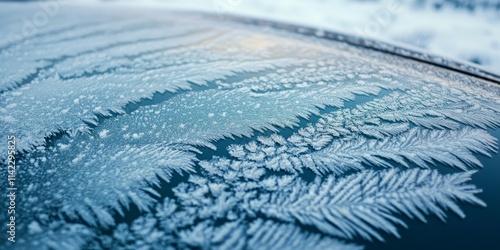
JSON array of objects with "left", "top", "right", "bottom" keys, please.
[{"left": 0, "top": 3, "right": 499, "bottom": 250}]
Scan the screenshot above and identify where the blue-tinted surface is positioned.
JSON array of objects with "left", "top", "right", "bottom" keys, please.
[
  {"left": 1, "top": 3, "right": 500, "bottom": 250},
  {"left": 369, "top": 129, "right": 500, "bottom": 250}
]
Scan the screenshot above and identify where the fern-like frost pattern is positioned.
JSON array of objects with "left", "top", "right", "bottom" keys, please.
[{"left": 0, "top": 4, "right": 499, "bottom": 250}]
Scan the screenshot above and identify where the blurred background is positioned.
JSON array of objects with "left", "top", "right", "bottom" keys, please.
[{"left": 5, "top": 0, "right": 497, "bottom": 73}]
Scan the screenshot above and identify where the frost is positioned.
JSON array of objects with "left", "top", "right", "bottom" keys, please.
[
  {"left": 81, "top": 168, "right": 486, "bottom": 249},
  {"left": 253, "top": 169, "right": 485, "bottom": 241},
  {"left": 178, "top": 220, "right": 361, "bottom": 250},
  {"left": 0, "top": 3, "right": 499, "bottom": 250},
  {"left": 20, "top": 142, "right": 197, "bottom": 227},
  {"left": 11, "top": 81, "right": 383, "bottom": 229},
  {"left": 218, "top": 82, "right": 500, "bottom": 176}
]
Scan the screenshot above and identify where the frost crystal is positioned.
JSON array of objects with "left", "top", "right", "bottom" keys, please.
[{"left": 0, "top": 3, "right": 499, "bottom": 250}]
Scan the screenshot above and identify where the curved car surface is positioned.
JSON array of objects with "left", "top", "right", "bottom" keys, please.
[{"left": 0, "top": 3, "right": 499, "bottom": 250}]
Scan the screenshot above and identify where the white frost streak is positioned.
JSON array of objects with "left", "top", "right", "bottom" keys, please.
[
  {"left": 255, "top": 169, "right": 485, "bottom": 241},
  {"left": 0, "top": 4, "right": 499, "bottom": 250}
]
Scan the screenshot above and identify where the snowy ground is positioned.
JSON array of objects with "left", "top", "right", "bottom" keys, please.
[{"left": 91, "top": 0, "right": 500, "bottom": 74}]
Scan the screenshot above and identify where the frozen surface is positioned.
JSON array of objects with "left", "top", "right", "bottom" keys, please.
[
  {"left": 105, "top": 0, "right": 500, "bottom": 74},
  {"left": 0, "top": 2, "right": 499, "bottom": 250}
]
